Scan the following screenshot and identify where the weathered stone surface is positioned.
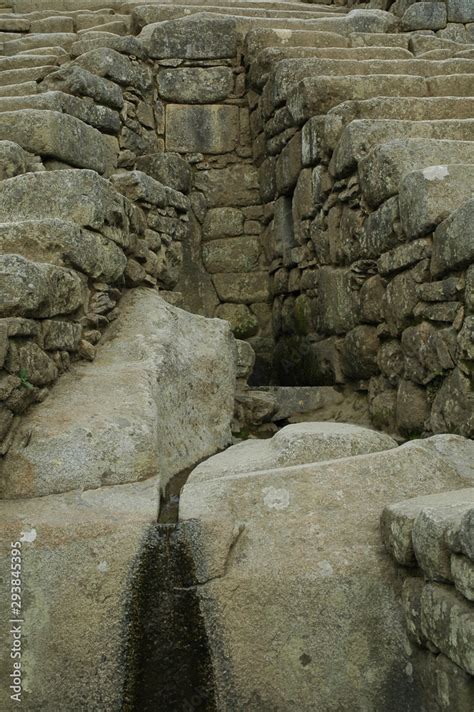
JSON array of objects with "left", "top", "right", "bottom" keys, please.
[
  {"left": 203, "top": 236, "right": 260, "bottom": 274},
  {"left": 360, "top": 196, "right": 401, "bottom": 259},
  {"left": 216, "top": 303, "right": 259, "bottom": 340},
  {"left": 416, "top": 650, "right": 474, "bottom": 712},
  {"left": 382, "top": 484, "right": 474, "bottom": 567},
  {"left": 0, "top": 109, "right": 116, "bottom": 174},
  {"left": 402, "top": 322, "right": 456, "bottom": 384},
  {"left": 359, "top": 140, "right": 474, "bottom": 209},
  {"left": 413, "top": 501, "right": 474, "bottom": 580},
  {"left": 212, "top": 272, "right": 270, "bottom": 304},
  {"left": 158, "top": 66, "right": 234, "bottom": 103},
  {"left": 165, "top": 104, "right": 239, "bottom": 154},
  {"left": 0, "top": 220, "right": 126, "bottom": 281},
  {"left": 0, "top": 170, "right": 132, "bottom": 247},
  {"left": 341, "top": 325, "right": 380, "bottom": 379},
  {"left": 451, "top": 554, "right": 474, "bottom": 601},
  {"left": 140, "top": 13, "right": 238, "bottom": 60},
  {"left": 396, "top": 380, "right": 430, "bottom": 436},
  {"left": 0, "top": 254, "right": 83, "bottom": 319},
  {"left": 41, "top": 64, "right": 123, "bottom": 110},
  {"left": 315, "top": 267, "right": 360, "bottom": 335},
  {"left": 0, "top": 289, "right": 236, "bottom": 498},
  {"left": 0, "top": 90, "right": 121, "bottom": 134},
  {"left": 202, "top": 207, "right": 244, "bottom": 241},
  {"left": 399, "top": 164, "right": 474, "bottom": 240},
  {"left": 431, "top": 368, "right": 474, "bottom": 438},
  {"left": 70, "top": 33, "right": 147, "bottom": 59},
  {"left": 0, "top": 139, "right": 38, "bottom": 180},
  {"left": 191, "top": 422, "right": 397, "bottom": 481},
  {"left": 402, "top": 577, "right": 426, "bottom": 646},
  {"left": 421, "top": 583, "right": 474, "bottom": 675},
  {"left": 3, "top": 33, "right": 77, "bottom": 56},
  {"left": 194, "top": 164, "right": 259, "bottom": 207},
  {"left": 0, "top": 479, "right": 160, "bottom": 710},
  {"left": 431, "top": 199, "right": 474, "bottom": 277},
  {"left": 401, "top": 2, "right": 447, "bottom": 31},
  {"left": 447, "top": 0, "right": 474, "bottom": 23},
  {"left": 136, "top": 152, "right": 192, "bottom": 194},
  {"left": 73, "top": 47, "right": 152, "bottom": 93},
  {"left": 180, "top": 433, "right": 471, "bottom": 712}
]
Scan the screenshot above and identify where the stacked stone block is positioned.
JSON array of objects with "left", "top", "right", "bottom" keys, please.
[
  {"left": 248, "top": 13, "right": 474, "bottom": 437},
  {"left": 382, "top": 485, "right": 474, "bottom": 711}
]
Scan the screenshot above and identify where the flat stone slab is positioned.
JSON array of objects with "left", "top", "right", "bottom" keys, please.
[{"left": 0, "top": 289, "right": 236, "bottom": 498}]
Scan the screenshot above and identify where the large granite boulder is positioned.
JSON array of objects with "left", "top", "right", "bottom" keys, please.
[
  {"left": 180, "top": 432, "right": 473, "bottom": 711},
  {"left": 0, "top": 289, "right": 236, "bottom": 498}
]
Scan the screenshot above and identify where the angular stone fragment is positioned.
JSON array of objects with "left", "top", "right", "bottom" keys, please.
[
  {"left": 0, "top": 289, "right": 236, "bottom": 498},
  {"left": 401, "top": 2, "right": 447, "bottom": 31},
  {"left": 378, "top": 239, "right": 432, "bottom": 276},
  {"left": 314, "top": 267, "right": 360, "bottom": 335},
  {"left": 212, "top": 272, "right": 270, "bottom": 304},
  {"left": 396, "top": 380, "right": 429, "bottom": 436},
  {"left": 216, "top": 303, "right": 258, "bottom": 340},
  {"left": 0, "top": 90, "right": 121, "bottom": 134},
  {"left": 136, "top": 152, "right": 192, "bottom": 194},
  {"left": 421, "top": 583, "right": 474, "bottom": 675},
  {"left": 341, "top": 325, "right": 380, "bottom": 379},
  {"left": 431, "top": 368, "right": 474, "bottom": 438},
  {"left": 165, "top": 104, "right": 239, "bottom": 154},
  {"left": 431, "top": 199, "right": 474, "bottom": 277},
  {"left": 0, "top": 139, "right": 38, "bottom": 179},
  {"left": 194, "top": 164, "right": 259, "bottom": 207},
  {"left": 0, "top": 109, "right": 116, "bottom": 174},
  {"left": 0, "top": 254, "right": 84, "bottom": 319},
  {"left": 202, "top": 207, "right": 244, "bottom": 241},
  {"left": 402, "top": 577, "right": 426, "bottom": 645},
  {"left": 413, "top": 501, "right": 474, "bottom": 580},
  {"left": 451, "top": 554, "right": 474, "bottom": 601},
  {"left": 73, "top": 47, "right": 152, "bottom": 92},
  {"left": 447, "top": 0, "right": 474, "bottom": 23},
  {"left": 402, "top": 322, "right": 456, "bottom": 384},
  {"left": 140, "top": 13, "right": 238, "bottom": 60},
  {"left": 158, "top": 67, "right": 234, "bottom": 103},
  {"left": 382, "top": 486, "right": 474, "bottom": 566},
  {"left": 202, "top": 237, "right": 260, "bottom": 274},
  {"left": 41, "top": 64, "right": 123, "bottom": 109},
  {"left": 399, "top": 164, "right": 474, "bottom": 239},
  {"left": 0, "top": 220, "right": 126, "bottom": 282},
  {"left": 0, "top": 170, "right": 132, "bottom": 248},
  {"left": 359, "top": 139, "right": 474, "bottom": 208}
]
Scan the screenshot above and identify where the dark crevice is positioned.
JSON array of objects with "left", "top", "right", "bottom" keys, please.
[{"left": 122, "top": 523, "right": 217, "bottom": 712}]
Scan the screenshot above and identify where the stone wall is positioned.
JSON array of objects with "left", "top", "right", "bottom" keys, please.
[
  {"left": 249, "top": 22, "right": 474, "bottom": 438},
  {"left": 138, "top": 13, "right": 272, "bottom": 382},
  {"left": 382, "top": 479, "right": 474, "bottom": 711},
  {"left": 0, "top": 27, "right": 191, "bottom": 452}
]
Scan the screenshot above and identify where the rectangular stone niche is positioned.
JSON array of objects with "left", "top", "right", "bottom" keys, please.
[{"left": 165, "top": 104, "right": 239, "bottom": 154}]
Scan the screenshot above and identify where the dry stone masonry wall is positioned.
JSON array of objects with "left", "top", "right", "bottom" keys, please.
[{"left": 0, "top": 0, "right": 472, "bottom": 710}]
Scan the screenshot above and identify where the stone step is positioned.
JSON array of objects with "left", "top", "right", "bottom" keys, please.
[
  {"left": 70, "top": 33, "right": 147, "bottom": 58},
  {"left": 0, "top": 52, "right": 63, "bottom": 68},
  {"left": 130, "top": 3, "right": 346, "bottom": 24},
  {"left": 244, "top": 29, "right": 350, "bottom": 62},
  {"left": 324, "top": 97, "right": 474, "bottom": 151},
  {"left": 0, "top": 110, "right": 117, "bottom": 174},
  {"left": 2, "top": 31, "right": 77, "bottom": 55},
  {"left": 77, "top": 19, "right": 129, "bottom": 35},
  {"left": 0, "top": 90, "right": 121, "bottom": 133},
  {"left": 0, "top": 79, "right": 38, "bottom": 95},
  {"left": 358, "top": 138, "right": 474, "bottom": 208},
  {"left": 11, "top": 0, "right": 124, "bottom": 10},
  {"left": 250, "top": 46, "right": 414, "bottom": 88},
  {"left": 124, "top": 0, "right": 348, "bottom": 12},
  {"left": 0, "top": 64, "right": 56, "bottom": 85},
  {"left": 409, "top": 33, "right": 474, "bottom": 56},
  {"left": 270, "top": 58, "right": 474, "bottom": 108},
  {"left": 0, "top": 218, "right": 127, "bottom": 280},
  {"left": 349, "top": 31, "right": 411, "bottom": 49},
  {"left": 0, "top": 15, "right": 30, "bottom": 31},
  {"left": 135, "top": 8, "right": 397, "bottom": 35},
  {"left": 287, "top": 74, "right": 474, "bottom": 124},
  {"left": 332, "top": 119, "right": 474, "bottom": 177}
]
